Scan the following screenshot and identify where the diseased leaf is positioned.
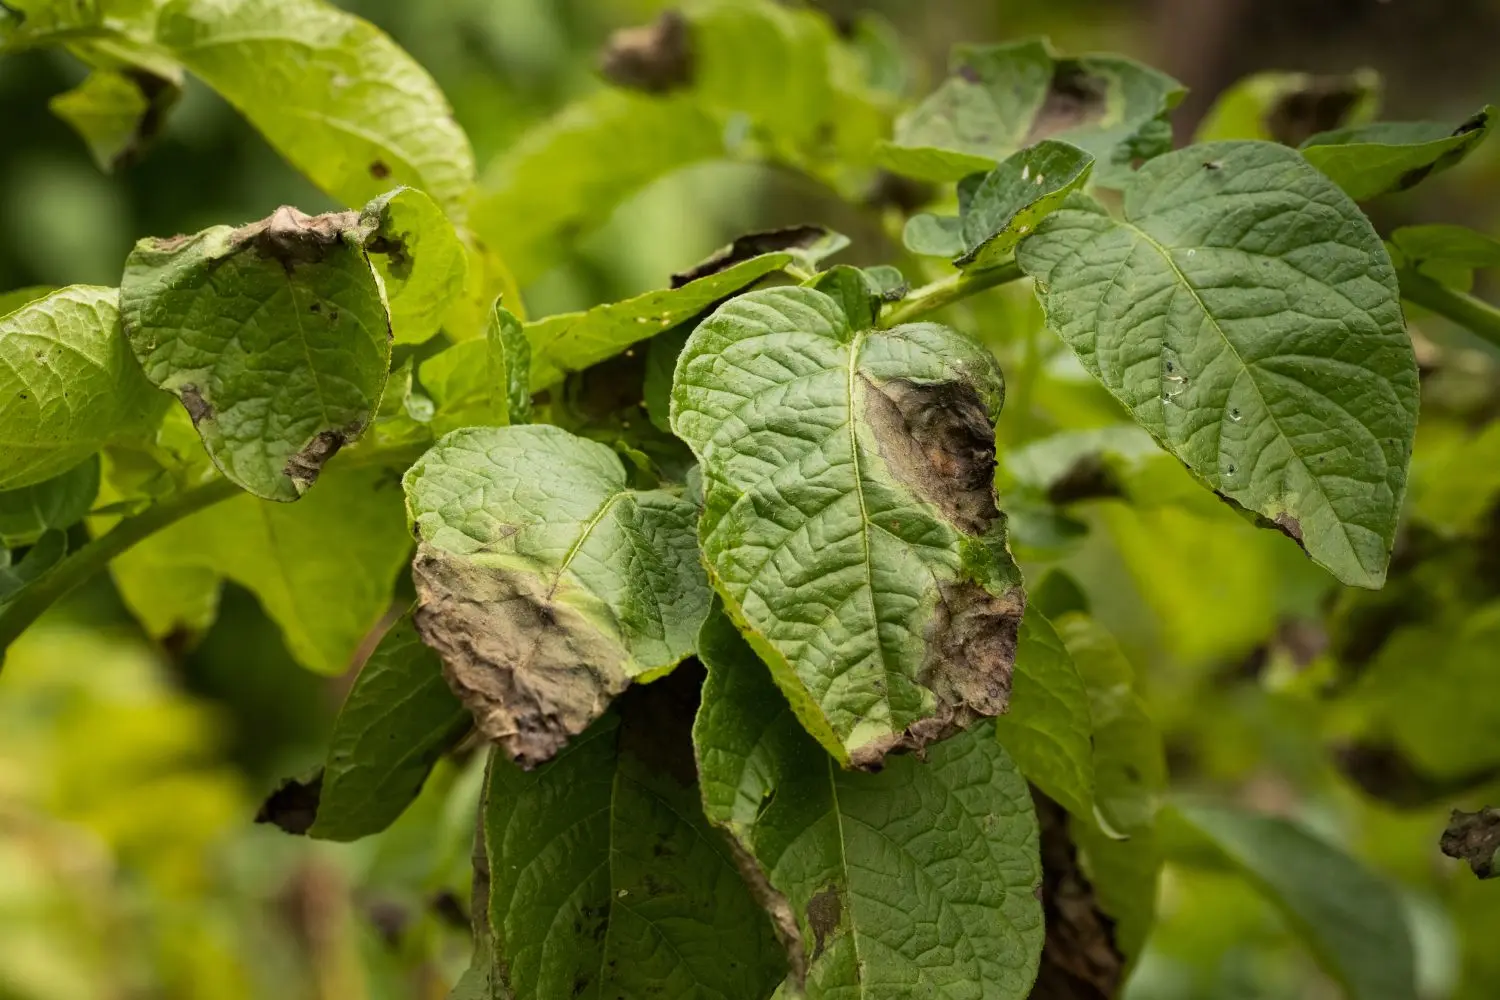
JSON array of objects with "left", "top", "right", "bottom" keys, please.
[
  {"left": 260, "top": 614, "right": 471, "bottom": 841},
  {"left": 1029, "top": 790, "right": 1126, "bottom": 1000},
  {"left": 402, "top": 424, "right": 710, "bottom": 768},
  {"left": 1169, "top": 801, "right": 1418, "bottom": 1000},
  {"left": 1018, "top": 141, "right": 1418, "bottom": 588},
  {"left": 672, "top": 284, "right": 1026, "bottom": 768},
  {"left": 0, "top": 285, "right": 168, "bottom": 491},
  {"left": 360, "top": 186, "right": 467, "bottom": 345},
  {"left": 157, "top": 0, "right": 475, "bottom": 215},
  {"left": 879, "top": 39, "right": 1182, "bottom": 184},
  {"left": 995, "top": 610, "right": 1095, "bottom": 821},
  {"left": 1442, "top": 808, "right": 1500, "bottom": 880},
  {"left": 104, "top": 465, "right": 413, "bottom": 673},
  {"left": 1195, "top": 70, "right": 1380, "bottom": 146},
  {"left": 0, "top": 458, "right": 100, "bottom": 548},
  {"left": 476, "top": 667, "right": 788, "bottom": 999},
  {"left": 670, "top": 225, "right": 848, "bottom": 287},
  {"left": 49, "top": 67, "right": 180, "bottom": 172},
  {"left": 120, "top": 206, "right": 391, "bottom": 502},
  {"left": 1301, "top": 105, "right": 1495, "bottom": 200},
  {"left": 693, "top": 608, "right": 1044, "bottom": 999},
  {"left": 905, "top": 140, "right": 1094, "bottom": 269}
]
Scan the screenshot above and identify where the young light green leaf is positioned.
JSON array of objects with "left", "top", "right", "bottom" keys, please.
[
  {"left": 477, "top": 671, "right": 788, "bottom": 1000},
  {"left": 49, "top": 67, "right": 180, "bottom": 173},
  {"left": 1195, "top": 69, "right": 1380, "bottom": 146},
  {"left": 902, "top": 213, "right": 966, "bottom": 259},
  {"left": 905, "top": 140, "right": 1094, "bottom": 269},
  {"left": 105, "top": 465, "right": 413, "bottom": 673},
  {"left": 403, "top": 424, "right": 710, "bottom": 768},
  {"left": 259, "top": 614, "right": 471, "bottom": 841},
  {"left": 0, "top": 285, "right": 168, "bottom": 491},
  {"left": 360, "top": 186, "right": 468, "bottom": 345},
  {"left": 693, "top": 608, "right": 1044, "bottom": 999},
  {"left": 1018, "top": 141, "right": 1418, "bottom": 588},
  {"left": 878, "top": 39, "right": 1183, "bottom": 184},
  {"left": 994, "top": 610, "right": 1095, "bottom": 821},
  {"left": 120, "top": 206, "right": 392, "bottom": 502},
  {"left": 672, "top": 284, "right": 1025, "bottom": 768},
  {"left": 0, "top": 458, "right": 100, "bottom": 548},
  {"left": 1056, "top": 613, "right": 1165, "bottom": 960},
  {"left": 157, "top": 0, "right": 476, "bottom": 216},
  {"left": 1301, "top": 106, "right": 1495, "bottom": 201},
  {"left": 1169, "top": 801, "right": 1418, "bottom": 1000}
]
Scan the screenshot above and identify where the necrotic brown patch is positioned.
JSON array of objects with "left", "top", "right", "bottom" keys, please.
[
  {"left": 1025, "top": 61, "right": 1109, "bottom": 146},
  {"left": 1029, "top": 789, "right": 1126, "bottom": 999}
]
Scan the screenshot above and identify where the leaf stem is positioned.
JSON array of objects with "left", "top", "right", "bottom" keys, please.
[
  {"left": 877, "top": 260, "right": 1026, "bottom": 328},
  {"left": 1398, "top": 269, "right": 1500, "bottom": 350}
]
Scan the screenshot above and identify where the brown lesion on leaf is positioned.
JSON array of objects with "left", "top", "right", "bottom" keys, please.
[
  {"left": 412, "top": 543, "right": 632, "bottom": 769},
  {"left": 234, "top": 205, "right": 361, "bottom": 274},
  {"left": 1265, "top": 75, "right": 1370, "bottom": 147},
  {"left": 1027, "top": 789, "right": 1126, "bottom": 1000},
  {"left": 861, "top": 375, "right": 1000, "bottom": 536},
  {"left": 255, "top": 772, "right": 324, "bottom": 835},
  {"left": 369, "top": 159, "right": 391, "bottom": 180},
  {"left": 151, "top": 234, "right": 193, "bottom": 253},
  {"left": 1441, "top": 807, "right": 1500, "bottom": 879},
  {"left": 1025, "top": 61, "right": 1109, "bottom": 146},
  {"left": 284, "top": 424, "right": 358, "bottom": 492},
  {"left": 1396, "top": 107, "right": 1493, "bottom": 192},
  {"left": 598, "top": 9, "right": 695, "bottom": 94},
  {"left": 1046, "top": 453, "right": 1124, "bottom": 506},
  {"left": 671, "top": 225, "right": 834, "bottom": 288},
  {"left": 178, "top": 383, "right": 214, "bottom": 425},
  {"left": 805, "top": 885, "right": 843, "bottom": 962}
]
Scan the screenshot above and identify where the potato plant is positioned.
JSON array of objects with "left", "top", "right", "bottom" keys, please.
[{"left": 2, "top": 2, "right": 1498, "bottom": 998}]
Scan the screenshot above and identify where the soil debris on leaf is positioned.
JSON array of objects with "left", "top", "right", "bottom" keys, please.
[
  {"left": 1441, "top": 807, "right": 1500, "bottom": 879},
  {"left": 599, "top": 9, "right": 694, "bottom": 94},
  {"left": 255, "top": 772, "right": 324, "bottom": 835}
]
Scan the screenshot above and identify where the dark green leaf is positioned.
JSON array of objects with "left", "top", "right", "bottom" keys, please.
[
  {"left": 0, "top": 458, "right": 100, "bottom": 548},
  {"left": 0, "top": 530, "right": 67, "bottom": 605},
  {"left": 1301, "top": 105, "right": 1495, "bottom": 200}
]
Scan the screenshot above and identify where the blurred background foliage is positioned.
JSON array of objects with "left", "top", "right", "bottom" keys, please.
[{"left": 2, "top": 1, "right": 1499, "bottom": 998}]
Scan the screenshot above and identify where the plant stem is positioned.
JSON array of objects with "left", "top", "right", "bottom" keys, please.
[
  {"left": 1398, "top": 269, "right": 1500, "bottom": 350},
  {"left": 877, "top": 260, "right": 1027, "bottom": 328}
]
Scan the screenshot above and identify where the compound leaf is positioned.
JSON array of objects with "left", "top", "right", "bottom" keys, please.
[
  {"left": 672, "top": 285, "right": 1025, "bottom": 768},
  {"left": 0, "top": 285, "right": 168, "bottom": 491},
  {"left": 360, "top": 186, "right": 468, "bottom": 345},
  {"left": 1300, "top": 105, "right": 1495, "bottom": 201},
  {"left": 693, "top": 608, "right": 1044, "bottom": 999},
  {"left": 402, "top": 424, "right": 710, "bottom": 768},
  {"left": 1017, "top": 140, "right": 1418, "bottom": 588},
  {"left": 121, "top": 206, "right": 392, "bottom": 502}
]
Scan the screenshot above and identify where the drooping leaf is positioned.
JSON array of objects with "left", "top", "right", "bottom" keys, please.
[
  {"left": 1442, "top": 808, "right": 1500, "bottom": 880},
  {"left": 526, "top": 232, "right": 842, "bottom": 389},
  {"left": 878, "top": 39, "right": 1183, "bottom": 184},
  {"left": 1168, "top": 801, "right": 1418, "bottom": 1000},
  {"left": 473, "top": 667, "right": 788, "bottom": 999},
  {"left": 1300, "top": 105, "right": 1495, "bottom": 201},
  {"left": 1056, "top": 613, "right": 1165, "bottom": 961},
  {"left": 156, "top": 0, "right": 476, "bottom": 216},
  {"left": 0, "top": 458, "right": 100, "bottom": 548},
  {"left": 1018, "top": 141, "right": 1419, "bottom": 588},
  {"left": 904, "top": 140, "right": 1094, "bottom": 269},
  {"left": 48, "top": 67, "right": 180, "bottom": 172},
  {"left": 360, "top": 186, "right": 468, "bottom": 345},
  {"left": 0, "top": 285, "right": 168, "bottom": 491},
  {"left": 259, "top": 614, "right": 471, "bottom": 841},
  {"left": 693, "top": 608, "right": 1044, "bottom": 999},
  {"left": 1195, "top": 69, "right": 1380, "bottom": 146},
  {"left": 402, "top": 424, "right": 710, "bottom": 768},
  {"left": 994, "top": 610, "right": 1095, "bottom": 821},
  {"left": 120, "top": 206, "right": 392, "bottom": 502},
  {"left": 105, "top": 465, "right": 413, "bottom": 673},
  {"left": 672, "top": 284, "right": 1025, "bottom": 768}
]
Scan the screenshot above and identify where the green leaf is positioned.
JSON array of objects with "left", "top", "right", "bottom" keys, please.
[
  {"left": 1018, "top": 141, "right": 1418, "bottom": 588},
  {"left": 485, "top": 299, "right": 531, "bottom": 425},
  {"left": 905, "top": 140, "right": 1094, "bottom": 270},
  {"left": 644, "top": 326, "right": 692, "bottom": 435},
  {"left": 402, "top": 424, "right": 710, "bottom": 768},
  {"left": 1169, "top": 801, "right": 1418, "bottom": 1000},
  {"left": 1055, "top": 613, "right": 1165, "bottom": 960},
  {"left": 0, "top": 458, "right": 100, "bottom": 548},
  {"left": 156, "top": 0, "right": 475, "bottom": 215},
  {"left": 693, "top": 607, "right": 1044, "bottom": 998},
  {"left": 416, "top": 299, "right": 531, "bottom": 435},
  {"left": 672, "top": 284, "right": 1025, "bottom": 768},
  {"left": 260, "top": 614, "right": 471, "bottom": 841},
  {"left": 1390, "top": 224, "right": 1500, "bottom": 291},
  {"left": 0, "top": 285, "right": 168, "bottom": 491},
  {"left": 0, "top": 529, "right": 67, "bottom": 605},
  {"left": 106, "top": 465, "right": 413, "bottom": 673},
  {"left": 0, "top": 285, "right": 55, "bottom": 317},
  {"left": 1301, "top": 105, "right": 1495, "bottom": 200},
  {"left": 1408, "top": 420, "right": 1500, "bottom": 537},
  {"left": 878, "top": 39, "right": 1183, "bottom": 184},
  {"left": 994, "top": 609, "right": 1095, "bottom": 821},
  {"left": 526, "top": 233, "right": 841, "bottom": 389},
  {"left": 48, "top": 67, "right": 180, "bottom": 173},
  {"left": 1195, "top": 69, "right": 1380, "bottom": 146},
  {"left": 476, "top": 670, "right": 788, "bottom": 999},
  {"left": 120, "top": 206, "right": 392, "bottom": 502},
  {"left": 360, "top": 186, "right": 468, "bottom": 345}
]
